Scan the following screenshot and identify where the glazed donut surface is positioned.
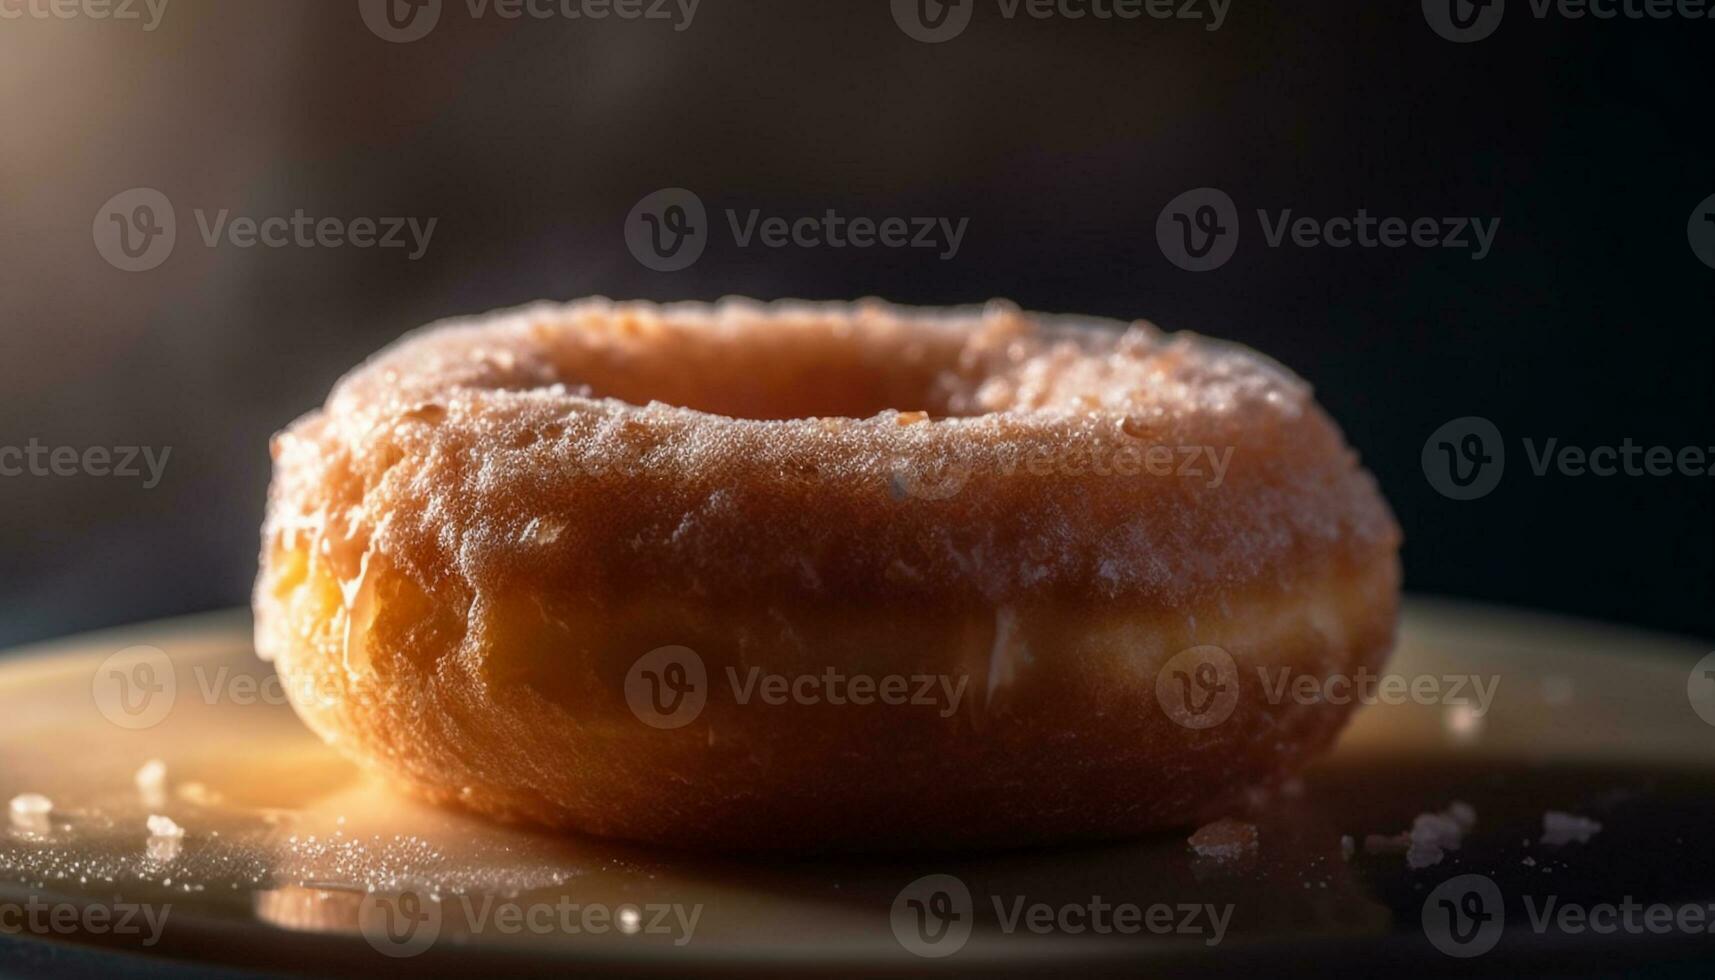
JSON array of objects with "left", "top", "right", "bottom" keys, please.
[{"left": 255, "top": 298, "right": 1401, "bottom": 850}]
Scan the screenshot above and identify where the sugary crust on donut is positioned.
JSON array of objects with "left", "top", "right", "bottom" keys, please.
[
  {"left": 254, "top": 297, "right": 1403, "bottom": 849},
  {"left": 260, "top": 298, "right": 1397, "bottom": 615}
]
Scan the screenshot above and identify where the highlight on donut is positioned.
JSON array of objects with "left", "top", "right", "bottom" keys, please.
[{"left": 253, "top": 297, "right": 1402, "bottom": 851}]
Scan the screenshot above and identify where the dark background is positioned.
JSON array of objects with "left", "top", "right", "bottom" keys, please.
[{"left": 0, "top": 0, "right": 1710, "bottom": 649}]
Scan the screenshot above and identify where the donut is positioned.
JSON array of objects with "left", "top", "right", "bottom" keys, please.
[{"left": 253, "top": 298, "right": 1401, "bottom": 851}]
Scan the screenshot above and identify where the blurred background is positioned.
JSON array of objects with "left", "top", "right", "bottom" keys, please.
[{"left": 0, "top": 0, "right": 1710, "bottom": 649}]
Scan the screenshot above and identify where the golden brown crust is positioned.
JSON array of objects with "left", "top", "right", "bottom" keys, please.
[{"left": 254, "top": 297, "right": 1403, "bottom": 851}]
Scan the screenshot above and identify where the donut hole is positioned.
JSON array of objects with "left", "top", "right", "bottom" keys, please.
[{"left": 541, "top": 314, "right": 984, "bottom": 421}]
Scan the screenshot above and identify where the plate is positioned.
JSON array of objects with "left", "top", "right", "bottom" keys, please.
[{"left": 0, "top": 599, "right": 1710, "bottom": 977}]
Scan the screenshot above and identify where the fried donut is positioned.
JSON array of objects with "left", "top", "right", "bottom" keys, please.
[{"left": 254, "top": 298, "right": 1401, "bottom": 851}]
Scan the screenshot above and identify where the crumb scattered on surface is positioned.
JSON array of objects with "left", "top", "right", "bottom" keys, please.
[
  {"left": 146, "top": 835, "right": 183, "bottom": 864},
  {"left": 1541, "top": 811, "right": 1601, "bottom": 847},
  {"left": 1356, "top": 803, "right": 1476, "bottom": 868},
  {"left": 1407, "top": 809, "right": 1468, "bottom": 869},
  {"left": 1189, "top": 818, "right": 1259, "bottom": 861},
  {"left": 146, "top": 815, "right": 185, "bottom": 839},
  {"left": 8, "top": 793, "right": 52, "bottom": 833}
]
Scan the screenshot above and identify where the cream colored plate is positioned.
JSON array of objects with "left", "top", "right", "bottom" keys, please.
[{"left": 0, "top": 599, "right": 1710, "bottom": 976}]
